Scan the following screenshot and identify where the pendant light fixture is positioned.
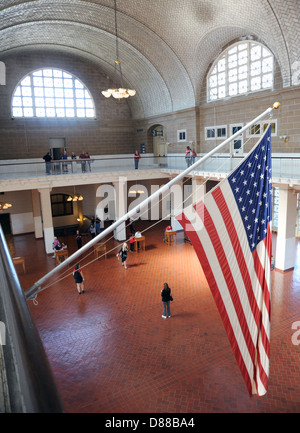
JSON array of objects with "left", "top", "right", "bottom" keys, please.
[{"left": 101, "top": 0, "right": 136, "bottom": 99}]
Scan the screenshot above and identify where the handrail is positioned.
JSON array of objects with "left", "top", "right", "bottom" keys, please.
[{"left": 0, "top": 225, "right": 64, "bottom": 413}]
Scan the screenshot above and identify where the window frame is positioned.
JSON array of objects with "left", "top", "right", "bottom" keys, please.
[
  {"left": 205, "top": 125, "right": 227, "bottom": 140},
  {"left": 51, "top": 193, "right": 73, "bottom": 217},
  {"left": 177, "top": 129, "right": 187, "bottom": 142},
  {"left": 207, "top": 40, "right": 274, "bottom": 102},
  {"left": 11, "top": 68, "right": 96, "bottom": 119}
]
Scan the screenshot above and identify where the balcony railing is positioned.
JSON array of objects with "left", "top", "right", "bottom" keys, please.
[{"left": 0, "top": 153, "right": 299, "bottom": 181}]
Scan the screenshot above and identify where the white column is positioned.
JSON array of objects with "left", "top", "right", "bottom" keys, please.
[
  {"left": 31, "top": 189, "right": 43, "bottom": 238},
  {"left": 275, "top": 186, "right": 297, "bottom": 271},
  {"left": 38, "top": 187, "right": 54, "bottom": 254},
  {"left": 170, "top": 178, "right": 183, "bottom": 230},
  {"left": 113, "top": 177, "right": 127, "bottom": 241},
  {"left": 192, "top": 177, "right": 206, "bottom": 205}
]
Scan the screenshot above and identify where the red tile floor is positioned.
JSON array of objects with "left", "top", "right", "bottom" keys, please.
[{"left": 11, "top": 221, "right": 300, "bottom": 413}]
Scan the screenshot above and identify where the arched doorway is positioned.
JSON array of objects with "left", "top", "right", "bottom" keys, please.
[{"left": 149, "top": 124, "right": 167, "bottom": 156}]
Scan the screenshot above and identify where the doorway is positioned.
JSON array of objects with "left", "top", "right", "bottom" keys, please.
[{"left": 0, "top": 213, "right": 12, "bottom": 235}]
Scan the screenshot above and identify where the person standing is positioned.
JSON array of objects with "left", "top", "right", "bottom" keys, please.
[
  {"left": 43, "top": 151, "right": 52, "bottom": 175},
  {"left": 116, "top": 242, "right": 129, "bottom": 269},
  {"left": 185, "top": 146, "right": 192, "bottom": 168},
  {"left": 134, "top": 150, "right": 141, "bottom": 169},
  {"left": 75, "top": 230, "right": 82, "bottom": 249},
  {"left": 161, "top": 282, "right": 173, "bottom": 319},
  {"left": 90, "top": 224, "right": 96, "bottom": 239},
  {"left": 79, "top": 150, "right": 86, "bottom": 172},
  {"left": 62, "top": 150, "right": 68, "bottom": 173},
  {"left": 73, "top": 263, "right": 85, "bottom": 295},
  {"left": 95, "top": 215, "right": 101, "bottom": 234}
]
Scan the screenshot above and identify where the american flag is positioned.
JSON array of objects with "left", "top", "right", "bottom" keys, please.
[{"left": 176, "top": 125, "right": 272, "bottom": 396}]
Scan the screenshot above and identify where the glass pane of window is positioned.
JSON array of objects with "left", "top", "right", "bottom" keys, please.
[
  {"left": 251, "top": 60, "right": 261, "bottom": 76},
  {"left": 53, "top": 78, "right": 63, "bottom": 87},
  {"left": 12, "top": 107, "right": 23, "bottom": 116},
  {"left": 251, "top": 76, "right": 261, "bottom": 90},
  {"left": 35, "top": 97, "right": 44, "bottom": 107},
  {"left": 45, "top": 98, "right": 54, "bottom": 107},
  {"left": 55, "top": 98, "right": 64, "bottom": 107},
  {"left": 218, "top": 58, "right": 225, "bottom": 72},
  {"left": 64, "top": 79, "right": 73, "bottom": 88},
  {"left": 12, "top": 97, "right": 22, "bottom": 106},
  {"left": 33, "top": 70, "right": 42, "bottom": 76},
  {"left": 46, "top": 108, "right": 55, "bottom": 117},
  {"left": 262, "top": 57, "right": 273, "bottom": 73},
  {"left": 21, "top": 76, "right": 31, "bottom": 86},
  {"left": 218, "top": 86, "right": 225, "bottom": 98},
  {"left": 33, "top": 76, "right": 43, "bottom": 86},
  {"left": 66, "top": 108, "right": 75, "bottom": 117},
  {"left": 228, "top": 54, "right": 237, "bottom": 69},
  {"left": 76, "top": 99, "right": 85, "bottom": 108},
  {"left": 44, "top": 88, "right": 54, "bottom": 97},
  {"left": 36, "top": 108, "right": 45, "bottom": 117},
  {"left": 65, "top": 98, "right": 74, "bottom": 107},
  {"left": 34, "top": 87, "right": 44, "bottom": 97},
  {"left": 229, "top": 83, "right": 238, "bottom": 96},
  {"left": 23, "top": 107, "right": 33, "bottom": 116},
  {"left": 75, "top": 79, "right": 84, "bottom": 88},
  {"left": 23, "top": 97, "right": 32, "bottom": 107},
  {"left": 53, "top": 70, "right": 62, "bottom": 77},
  {"left": 43, "top": 69, "right": 53, "bottom": 77},
  {"left": 77, "top": 109, "right": 85, "bottom": 117},
  {"left": 22, "top": 87, "right": 32, "bottom": 96},
  {"left": 251, "top": 45, "right": 261, "bottom": 60},
  {"left": 262, "top": 73, "right": 273, "bottom": 88},
  {"left": 238, "top": 80, "right": 247, "bottom": 93},
  {"left": 56, "top": 108, "right": 65, "bottom": 117},
  {"left": 64, "top": 89, "right": 73, "bottom": 98},
  {"left": 14, "top": 86, "right": 21, "bottom": 96},
  {"left": 76, "top": 89, "right": 84, "bottom": 98},
  {"left": 228, "top": 69, "right": 237, "bottom": 82},
  {"left": 55, "top": 88, "right": 64, "bottom": 98},
  {"left": 86, "top": 109, "right": 95, "bottom": 117}
]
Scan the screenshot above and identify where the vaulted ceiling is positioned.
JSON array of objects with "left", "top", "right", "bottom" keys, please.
[{"left": 1, "top": 0, "right": 299, "bottom": 119}]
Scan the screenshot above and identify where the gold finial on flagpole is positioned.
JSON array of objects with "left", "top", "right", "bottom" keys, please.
[{"left": 273, "top": 102, "right": 280, "bottom": 109}]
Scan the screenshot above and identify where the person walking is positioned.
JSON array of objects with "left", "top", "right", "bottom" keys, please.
[
  {"left": 116, "top": 242, "right": 129, "bottom": 269},
  {"left": 161, "top": 282, "right": 173, "bottom": 318},
  {"left": 73, "top": 263, "right": 85, "bottom": 295},
  {"left": 95, "top": 215, "right": 101, "bottom": 234}
]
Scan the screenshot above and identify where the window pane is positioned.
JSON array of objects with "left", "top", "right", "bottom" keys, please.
[
  {"left": 35, "top": 97, "right": 45, "bottom": 107},
  {"left": 76, "top": 99, "right": 85, "bottom": 108},
  {"left": 21, "top": 76, "right": 31, "bottom": 86},
  {"left": 44, "top": 88, "right": 54, "bottom": 97},
  {"left": 23, "top": 97, "right": 32, "bottom": 106},
  {"left": 34, "top": 87, "right": 44, "bottom": 97},
  {"left": 55, "top": 88, "right": 64, "bottom": 98},
  {"left": 64, "top": 89, "right": 73, "bottom": 98},
  {"left": 56, "top": 108, "right": 65, "bottom": 117},
  {"left": 64, "top": 79, "right": 73, "bottom": 88},
  {"left": 55, "top": 98, "right": 64, "bottom": 107},
  {"left": 86, "top": 109, "right": 95, "bottom": 117},
  {"left": 33, "top": 76, "right": 43, "bottom": 86},
  {"left": 75, "top": 79, "right": 84, "bottom": 88},
  {"left": 65, "top": 99, "right": 74, "bottom": 107},
  {"left": 12, "top": 97, "right": 22, "bottom": 106},
  {"left": 43, "top": 69, "right": 53, "bottom": 77},
  {"left": 54, "top": 78, "right": 63, "bottom": 87},
  {"left": 36, "top": 108, "right": 45, "bottom": 117},
  {"left": 45, "top": 98, "right": 54, "bottom": 107},
  {"left": 46, "top": 108, "right": 55, "bottom": 117},
  {"left": 12, "top": 107, "right": 23, "bottom": 116},
  {"left": 23, "top": 107, "right": 33, "bottom": 116},
  {"left": 22, "top": 87, "right": 32, "bottom": 96}
]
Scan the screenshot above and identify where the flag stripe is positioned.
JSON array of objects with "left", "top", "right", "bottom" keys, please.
[{"left": 178, "top": 210, "right": 254, "bottom": 395}]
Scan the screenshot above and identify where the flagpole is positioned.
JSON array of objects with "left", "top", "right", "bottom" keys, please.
[{"left": 25, "top": 103, "right": 279, "bottom": 300}]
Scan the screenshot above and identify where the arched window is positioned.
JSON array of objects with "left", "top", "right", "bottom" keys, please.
[
  {"left": 12, "top": 68, "right": 95, "bottom": 118},
  {"left": 207, "top": 41, "right": 274, "bottom": 102}
]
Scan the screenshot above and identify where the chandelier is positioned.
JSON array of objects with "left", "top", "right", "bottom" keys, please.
[
  {"left": 101, "top": 0, "right": 136, "bottom": 99},
  {"left": 67, "top": 187, "right": 83, "bottom": 202},
  {"left": 0, "top": 202, "right": 12, "bottom": 211}
]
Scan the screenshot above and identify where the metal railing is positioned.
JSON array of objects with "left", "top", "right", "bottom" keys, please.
[{"left": 0, "top": 225, "right": 64, "bottom": 413}]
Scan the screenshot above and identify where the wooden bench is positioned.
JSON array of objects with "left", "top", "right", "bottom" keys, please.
[
  {"left": 12, "top": 256, "right": 26, "bottom": 273},
  {"left": 165, "top": 231, "right": 177, "bottom": 246},
  {"left": 55, "top": 249, "right": 69, "bottom": 265},
  {"left": 93, "top": 243, "right": 107, "bottom": 259}
]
